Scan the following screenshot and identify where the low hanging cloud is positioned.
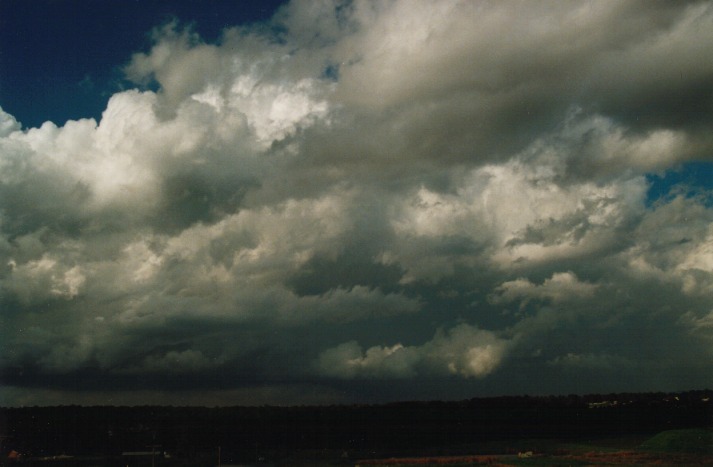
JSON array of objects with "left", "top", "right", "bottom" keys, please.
[
  {"left": 489, "top": 272, "right": 598, "bottom": 310},
  {"left": 547, "top": 352, "right": 635, "bottom": 371},
  {"left": 317, "top": 324, "right": 511, "bottom": 380},
  {"left": 2, "top": 0, "right": 713, "bottom": 405}
]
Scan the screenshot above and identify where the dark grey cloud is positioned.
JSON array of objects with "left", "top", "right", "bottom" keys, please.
[{"left": 2, "top": 0, "right": 713, "bottom": 406}]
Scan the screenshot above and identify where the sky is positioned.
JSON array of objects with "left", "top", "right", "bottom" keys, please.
[{"left": 1, "top": 0, "right": 713, "bottom": 407}]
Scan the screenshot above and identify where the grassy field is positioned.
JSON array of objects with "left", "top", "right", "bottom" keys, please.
[
  {"left": 351, "top": 429, "right": 713, "bottom": 466},
  {"left": 639, "top": 428, "right": 713, "bottom": 454}
]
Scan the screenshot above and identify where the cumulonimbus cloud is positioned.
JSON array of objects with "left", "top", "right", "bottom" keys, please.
[{"left": 1, "top": 0, "right": 713, "bottom": 405}]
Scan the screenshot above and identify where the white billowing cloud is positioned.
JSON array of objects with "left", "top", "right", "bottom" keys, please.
[
  {"left": 0, "top": 81, "right": 334, "bottom": 283},
  {"left": 121, "top": 239, "right": 164, "bottom": 283},
  {"left": 1, "top": 92, "right": 175, "bottom": 215},
  {"left": 318, "top": 324, "right": 511, "bottom": 379},
  {"left": 622, "top": 196, "right": 713, "bottom": 296},
  {"left": 522, "top": 110, "right": 692, "bottom": 176},
  {"left": 154, "top": 190, "right": 350, "bottom": 278},
  {"left": 318, "top": 341, "right": 420, "bottom": 379},
  {"left": 678, "top": 232, "right": 713, "bottom": 272},
  {"left": 390, "top": 145, "right": 648, "bottom": 282},
  {"left": 89, "top": 191, "right": 366, "bottom": 325},
  {"left": 425, "top": 324, "right": 511, "bottom": 378},
  {"left": 0, "top": 36, "right": 331, "bottom": 225},
  {"left": 675, "top": 224, "right": 713, "bottom": 291},
  {"left": 0, "top": 106, "right": 21, "bottom": 136},
  {"left": 5, "top": 254, "right": 86, "bottom": 303},
  {"left": 124, "top": 26, "right": 223, "bottom": 111},
  {"left": 126, "top": 24, "right": 334, "bottom": 149},
  {"left": 489, "top": 272, "right": 598, "bottom": 310},
  {"left": 228, "top": 77, "right": 330, "bottom": 145}
]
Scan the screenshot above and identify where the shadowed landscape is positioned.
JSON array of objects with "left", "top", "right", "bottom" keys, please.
[{"left": 1, "top": 390, "right": 711, "bottom": 466}]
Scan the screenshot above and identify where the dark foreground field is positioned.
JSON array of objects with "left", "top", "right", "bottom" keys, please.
[
  {"left": 1, "top": 390, "right": 711, "bottom": 466},
  {"left": 353, "top": 429, "right": 713, "bottom": 466}
]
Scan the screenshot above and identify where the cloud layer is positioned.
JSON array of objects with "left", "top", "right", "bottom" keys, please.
[{"left": 2, "top": 0, "right": 713, "bottom": 406}]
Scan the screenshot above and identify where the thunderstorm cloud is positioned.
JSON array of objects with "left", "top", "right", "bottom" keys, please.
[{"left": 1, "top": 0, "right": 713, "bottom": 405}]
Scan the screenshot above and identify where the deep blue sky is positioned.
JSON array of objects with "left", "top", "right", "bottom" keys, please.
[
  {"left": 0, "top": 0, "right": 287, "bottom": 129},
  {"left": 647, "top": 161, "right": 713, "bottom": 207}
]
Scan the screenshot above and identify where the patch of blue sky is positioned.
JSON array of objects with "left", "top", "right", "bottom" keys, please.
[
  {"left": 0, "top": 0, "right": 287, "bottom": 129},
  {"left": 646, "top": 161, "right": 713, "bottom": 207}
]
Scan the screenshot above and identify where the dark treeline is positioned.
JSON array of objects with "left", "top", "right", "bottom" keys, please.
[{"left": 1, "top": 390, "right": 711, "bottom": 465}]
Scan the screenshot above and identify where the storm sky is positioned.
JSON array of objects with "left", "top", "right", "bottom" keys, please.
[{"left": 2, "top": 0, "right": 713, "bottom": 407}]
